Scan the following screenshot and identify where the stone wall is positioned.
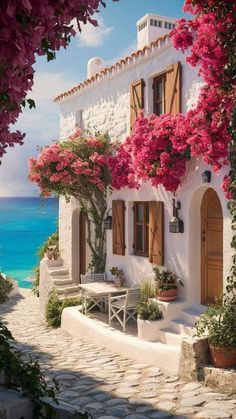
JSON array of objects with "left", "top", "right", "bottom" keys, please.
[
  {"left": 179, "top": 337, "right": 210, "bottom": 382},
  {"left": 204, "top": 367, "right": 236, "bottom": 394}
]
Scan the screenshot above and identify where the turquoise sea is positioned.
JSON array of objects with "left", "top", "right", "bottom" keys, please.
[{"left": 0, "top": 197, "right": 58, "bottom": 288}]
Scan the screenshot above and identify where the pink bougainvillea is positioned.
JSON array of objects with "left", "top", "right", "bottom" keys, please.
[
  {"left": 110, "top": 0, "right": 235, "bottom": 196},
  {"left": 0, "top": 0, "right": 106, "bottom": 158},
  {"left": 28, "top": 129, "right": 113, "bottom": 196},
  {"left": 110, "top": 113, "right": 191, "bottom": 192},
  {"left": 170, "top": 0, "right": 235, "bottom": 198}
]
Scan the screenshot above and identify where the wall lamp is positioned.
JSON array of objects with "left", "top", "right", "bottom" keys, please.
[
  {"left": 104, "top": 209, "right": 112, "bottom": 230},
  {"left": 202, "top": 170, "right": 211, "bottom": 183},
  {"left": 169, "top": 199, "right": 184, "bottom": 234}
]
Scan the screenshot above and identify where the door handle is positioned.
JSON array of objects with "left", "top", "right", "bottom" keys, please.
[{"left": 202, "top": 230, "right": 206, "bottom": 242}]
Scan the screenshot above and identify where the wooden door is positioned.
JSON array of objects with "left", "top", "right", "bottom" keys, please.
[
  {"left": 201, "top": 189, "right": 223, "bottom": 305},
  {"left": 79, "top": 212, "right": 86, "bottom": 277}
]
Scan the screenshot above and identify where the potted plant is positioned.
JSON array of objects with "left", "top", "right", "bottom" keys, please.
[
  {"left": 153, "top": 265, "right": 183, "bottom": 301},
  {"left": 137, "top": 279, "right": 164, "bottom": 341},
  {"left": 109, "top": 267, "right": 126, "bottom": 287},
  {"left": 195, "top": 299, "right": 236, "bottom": 368}
]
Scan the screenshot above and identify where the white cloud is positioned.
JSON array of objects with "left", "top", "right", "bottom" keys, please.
[
  {"left": 0, "top": 71, "right": 77, "bottom": 196},
  {"left": 76, "top": 17, "right": 113, "bottom": 48}
]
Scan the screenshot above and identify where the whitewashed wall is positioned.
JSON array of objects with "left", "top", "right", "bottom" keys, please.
[
  {"left": 106, "top": 160, "right": 232, "bottom": 304},
  {"left": 56, "top": 40, "right": 232, "bottom": 300}
]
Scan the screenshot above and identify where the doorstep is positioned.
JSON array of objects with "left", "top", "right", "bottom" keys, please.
[{"left": 61, "top": 307, "right": 181, "bottom": 374}]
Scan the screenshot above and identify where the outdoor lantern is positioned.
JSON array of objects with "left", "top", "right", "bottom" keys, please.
[
  {"left": 104, "top": 213, "right": 112, "bottom": 229},
  {"left": 169, "top": 199, "right": 184, "bottom": 233},
  {"left": 202, "top": 170, "right": 211, "bottom": 183}
]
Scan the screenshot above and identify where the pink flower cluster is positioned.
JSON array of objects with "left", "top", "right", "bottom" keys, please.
[
  {"left": 110, "top": 113, "right": 191, "bottom": 192},
  {"left": 170, "top": 0, "right": 235, "bottom": 198},
  {"left": 186, "top": 86, "right": 233, "bottom": 171},
  {"left": 0, "top": 0, "right": 104, "bottom": 159},
  {"left": 171, "top": 2, "right": 235, "bottom": 87},
  {"left": 28, "top": 133, "right": 113, "bottom": 196}
]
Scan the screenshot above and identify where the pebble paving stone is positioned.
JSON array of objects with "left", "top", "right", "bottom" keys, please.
[{"left": 0, "top": 289, "right": 236, "bottom": 419}]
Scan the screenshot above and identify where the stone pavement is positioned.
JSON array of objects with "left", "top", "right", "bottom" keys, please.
[{"left": 0, "top": 289, "right": 236, "bottom": 419}]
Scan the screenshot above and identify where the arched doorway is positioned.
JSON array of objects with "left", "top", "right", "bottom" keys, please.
[
  {"left": 79, "top": 212, "right": 87, "bottom": 277},
  {"left": 201, "top": 188, "right": 223, "bottom": 305}
]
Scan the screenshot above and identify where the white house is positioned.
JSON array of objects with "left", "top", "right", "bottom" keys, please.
[{"left": 54, "top": 13, "right": 232, "bottom": 311}]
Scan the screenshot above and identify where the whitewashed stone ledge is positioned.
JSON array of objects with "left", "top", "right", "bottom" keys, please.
[{"left": 61, "top": 306, "right": 181, "bottom": 374}]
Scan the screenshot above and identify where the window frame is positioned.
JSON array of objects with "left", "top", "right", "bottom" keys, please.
[
  {"left": 133, "top": 201, "right": 149, "bottom": 257},
  {"left": 153, "top": 73, "right": 166, "bottom": 116}
]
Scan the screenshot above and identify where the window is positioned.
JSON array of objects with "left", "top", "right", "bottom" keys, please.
[
  {"left": 152, "top": 62, "right": 181, "bottom": 115},
  {"left": 133, "top": 202, "right": 149, "bottom": 256},
  {"left": 153, "top": 75, "right": 165, "bottom": 116}
]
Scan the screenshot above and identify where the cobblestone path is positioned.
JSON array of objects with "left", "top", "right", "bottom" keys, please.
[{"left": 0, "top": 290, "right": 236, "bottom": 419}]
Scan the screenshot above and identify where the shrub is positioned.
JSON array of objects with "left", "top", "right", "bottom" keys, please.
[
  {"left": 137, "top": 300, "right": 163, "bottom": 321},
  {"left": 195, "top": 299, "right": 236, "bottom": 351},
  {"left": 0, "top": 321, "right": 57, "bottom": 418},
  {"left": 139, "top": 278, "right": 157, "bottom": 302},
  {"left": 32, "top": 230, "right": 59, "bottom": 296},
  {"left": 46, "top": 290, "right": 81, "bottom": 328},
  {"left": 0, "top": 273, "right": 13, "bottom": 303}
]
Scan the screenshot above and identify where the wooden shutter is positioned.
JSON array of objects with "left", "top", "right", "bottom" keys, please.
[
  {"left": 165, "top": 62, "right": 181, "bottom": 114},
  {"left": 149, "top": 201, "right": 164, "bottom": 265},
  {"left": 112, "top": 200, "right": 125, "bottom": 255},
  {"left": 130, "top": 79, "right": 145, "bottom": 132}
]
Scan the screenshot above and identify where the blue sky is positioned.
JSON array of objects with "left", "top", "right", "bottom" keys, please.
[{"left": 0, "top": 0, "right": 187, "bottom": 196}]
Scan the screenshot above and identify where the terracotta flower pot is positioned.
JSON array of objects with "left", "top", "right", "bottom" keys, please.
[
  {"left": 210, "top": 346, "right": 236, "bottom": 368},
  {"left": 157, "top": 288, "right": 178, "bottom": 302}
]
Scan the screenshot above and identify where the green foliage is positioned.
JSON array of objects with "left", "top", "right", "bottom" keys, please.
[
  {"left": 0, "top": 273, "right": 13, "bottom": 303},
  {"left": 32, "top": 230, "right": 59, "bottom": 296},
  {"left": 136, "top": 279, "right": 162, "bottom": 321},
  {"left": 37, "top": 230, "right": 59, "bottom": 260},
  {"left": 195, "top": 299, "right": 236, "bottom": 351},
  {"left": 137, "top": 300, "right": 163, "bottom": 321},
  {"left": 46, "top": 290, "right": 81, "bottom": 328},
  {"left": 139, "top": 278, "right": 157, "bottom": 302},
  {"left": 0, "top": 321, "right": 57, "bottom": 418},
  {"left": 32, "top": 267, "right": 40, "bottom": 297}
]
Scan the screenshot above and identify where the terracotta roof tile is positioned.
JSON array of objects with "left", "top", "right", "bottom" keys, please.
[{"left": 54, "top": 33, "right": 170, "bottom": 103}]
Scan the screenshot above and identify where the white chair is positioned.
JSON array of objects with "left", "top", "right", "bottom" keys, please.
[
  {"left": 81, "top": 272, "right": 106, "bottom": 283},
  {"left": 80, "top": 272, "right": 107, "bottom": 314},
  {"left": 109, "top": 288, "right": 140, "bottom": 333}
]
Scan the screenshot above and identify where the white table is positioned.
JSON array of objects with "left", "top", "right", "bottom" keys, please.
[{"left": 78, "top": 281, "right": 129, "bottom": 315}]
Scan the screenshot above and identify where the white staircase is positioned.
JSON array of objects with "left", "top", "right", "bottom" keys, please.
[
  {"left": 152, "top": 299, "right": 206, "bottom": 347},
  {"left": 47, "top": 259, "right": 81, "bottom": 299}
]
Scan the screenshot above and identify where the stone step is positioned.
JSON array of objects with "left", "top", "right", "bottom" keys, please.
[
  {"left": 49, "top": 268, "right": 69, "bottom": 276},
  {"left": 181, "top": 305, "right": 206, "bottom": 327},
  {"left": 52, "top": 277, "right": 74, "bottom": 286},
  {"left": 171, "top": 318, "right": 195, "bottom": 337},
  {"left": 56, "top": 284, "right": 80, "bottom": 295},
  {"left": 157, "top": 327, "right": 184, "bottom": 346},
  {"left": 47, "top": 258, "right": 64, "bottom": 268}
]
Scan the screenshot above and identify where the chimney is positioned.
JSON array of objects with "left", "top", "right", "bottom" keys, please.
[
  {"left": 137, "top": 13, "right": 176, "bottom": 50},
  {"left": 87, "top": 57, "right": 104, "bottom": 78}
]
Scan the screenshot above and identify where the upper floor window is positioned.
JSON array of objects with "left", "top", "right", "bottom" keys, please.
[{"left": 152, "top": 62, "right": 181, "bottom": 116}]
